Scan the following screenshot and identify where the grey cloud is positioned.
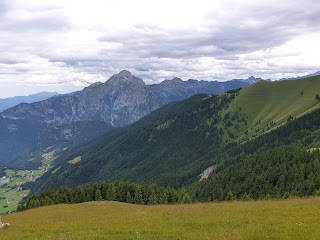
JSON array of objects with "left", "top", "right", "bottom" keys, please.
[
  {"left": 0, "top": 0, "right": 319, "bottom": 92},
  {"left": 0, "top": 1, "right": 68, "bottom": 32},
  {"left": 1, "top": 16, "right": 68, "bottom": 32},
  {"left": 0, "top": 59, "right": 24, "bottom": 65},
  {"left": 98, "top": 0, "right": 320, "bottom": 60},
  {"left": 0, "top": 0, "right": 9, "bottom": 16}
]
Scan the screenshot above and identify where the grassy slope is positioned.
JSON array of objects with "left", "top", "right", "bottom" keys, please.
[
  {"left": 226, "top": 76, "right": 320, "bottom": 140},
  {"left": 2, "top": 198, "right": 320, "bottom": 240}
]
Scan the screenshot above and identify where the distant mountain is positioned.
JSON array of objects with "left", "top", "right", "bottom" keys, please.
[
  {"left": 1, "top": 71, "right": 159, "bottom": 128},
  {"left": 230, "top": 76, "right": 271, "bottom": 84},
  {"left": 0, "top": 92, "right": 59, "bottom": 112},
  {"left": 0, "top": 70, "right": 255, "bottom": 167},
  {"left": 30, "top": 75, "right": 320, "bottom": 193},
  {"left": 1, "top": 70, "right": 255, "bottom": 128},
  {"left": 280, "top": 70, "right": 320, "bottom": 81},
  {"left": 149, "top": 76, "right": 256, "bottom": 104}
]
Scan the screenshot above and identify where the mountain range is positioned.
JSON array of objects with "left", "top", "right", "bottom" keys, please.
[
  {"left": 0, "top": 70, "right": 257, "bottom": 168},
  {"left": 28, "top": 75, "right": 320, "bottom": 200},
  {"left": 1, "top": 71, "right": 258, "bottom": 128},
  {"left": 1, "top": 70, "right": 320, "bottom": 202},
  {"left": 280, "top": 71, "right": 320, "bottom": 81}
]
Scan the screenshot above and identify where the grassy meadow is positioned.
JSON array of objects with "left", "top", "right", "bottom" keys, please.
[
  {"left": 0, "top": 169, "right": 31, "bottom": 214},
  {"left": 225, "top": 76, "right": 320, "bottom": 141},
  {"left": 1, "top": 197, "right": 320, "bottom": 239}
]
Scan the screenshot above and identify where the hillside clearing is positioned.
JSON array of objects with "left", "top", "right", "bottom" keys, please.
[{"left": 1, "top": 197, "right": 320, "bottom": 239}]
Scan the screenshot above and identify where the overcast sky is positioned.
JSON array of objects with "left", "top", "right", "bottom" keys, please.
[{"left": 0, "top": 0, "right": 319, "bottom": 98}]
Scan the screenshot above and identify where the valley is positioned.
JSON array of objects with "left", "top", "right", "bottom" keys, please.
[
  {"left": 1, "top": 197, "right": 320, "bottom": 239},
  {"left": 0, "top": 151, "right": 55, "bottom": 214}
]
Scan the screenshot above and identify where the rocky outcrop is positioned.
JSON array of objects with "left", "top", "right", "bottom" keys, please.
[{"left": 1, "top": 70, "right": 160, "bottom": 127}]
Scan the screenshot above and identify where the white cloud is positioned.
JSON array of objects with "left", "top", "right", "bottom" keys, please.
[{"left": 0, "top": 0, "right": 319, "bottom": 97}]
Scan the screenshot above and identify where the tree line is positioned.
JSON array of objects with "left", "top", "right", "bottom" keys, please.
[{"left": 17, "top": 181, "right": 192, "bottom": 211}]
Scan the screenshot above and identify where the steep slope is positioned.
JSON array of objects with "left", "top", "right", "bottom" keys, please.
[
  {"left": 1, "top": 71, "right": 158, "bottom": 127},
  {"left": 192, "top": 107, "right": 320, "bottom": 201},
  {"left": 0, "top": 70, "right": 252, "bottom": 167},
  {"left": 0, "top": 118, "right": 42, "bottom": 168},
  {"left": 30, "top": 76, "right": 320, "bottom": 193},
  {"left": 0, "top": 92, "right": 59, "bottom": 112},
  {"left": 9, "top": 121, "right": 114, "bottom": 169},
  {"left": 30, "top": 93, "right": 236, "bottom": 191}
]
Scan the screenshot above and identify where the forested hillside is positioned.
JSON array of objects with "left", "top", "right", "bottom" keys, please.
[
  {"left": 27, "top": 76, "right": 320, "bottom": 201},
  {"left": 0, "top": 71, "right": 252, "bottom": 168},
  {"left": 29, "top": 92, "right": 237, "bottom": 192},
  {"left": 9, "top": 121, "right": 114, "bottom": 169}
]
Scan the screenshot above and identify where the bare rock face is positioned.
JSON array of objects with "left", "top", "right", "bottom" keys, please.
[{"left": 1, "top": 70, "right": 159, "bottom": 127}]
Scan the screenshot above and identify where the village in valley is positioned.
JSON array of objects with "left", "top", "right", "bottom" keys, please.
[{"left": 0, "top": 151, "right": 55, "bottom": 214}]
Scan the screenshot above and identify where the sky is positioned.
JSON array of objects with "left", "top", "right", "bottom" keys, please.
[{"left": 0, "top": 0, "right": 319, "bottom": 98}]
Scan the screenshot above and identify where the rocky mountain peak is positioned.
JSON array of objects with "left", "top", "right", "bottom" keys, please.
[
  {"left": 106, "top": 70, "right": 145, "bottom": 86},
  {"left": 118, "top": 70, "right": 132, "bottom": 77},
  {"left": 171, "top": 77, "right": 183, "bottom": 82}
]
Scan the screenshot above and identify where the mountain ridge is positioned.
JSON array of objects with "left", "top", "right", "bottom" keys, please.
[
  {"left": 0, "top": 91, "right": 59, "bottom": 112},
  {"left": 0, "top": 71, "right": 254, "bottom": 167},
  {"left": 29, "top": 75, "right": 320, "bottom": 193}
]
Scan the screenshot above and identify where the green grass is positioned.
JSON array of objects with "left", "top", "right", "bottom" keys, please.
[
  {"left": 0, "top": 170, "right": 32, "bottom": 214},
  {"left": 0, "top": 188, "right": 28, "bottom": 214},
  {"left": 224, "top": 76, "right": 320, "bottom": 141},
  {"left": 0, "top": 151, "right": 56, "bottom": 214},
  {"left": 1, "top": 197, "right": 320, "bottom": 239}
]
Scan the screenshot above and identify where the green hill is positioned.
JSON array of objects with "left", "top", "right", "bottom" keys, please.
[
  {"left": 224, "top": 76, "right": 320, "bottom": 141},
  {"left": 2, "top": 198, "right": 320, "bottom": 239}
]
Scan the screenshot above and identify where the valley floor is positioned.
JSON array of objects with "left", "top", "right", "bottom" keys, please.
[
  {"left": 1, "top": 197, "right": 320, "bottom": 239},
  {"left": 0, "top": 151, "right": 55, "bottom": 214}
]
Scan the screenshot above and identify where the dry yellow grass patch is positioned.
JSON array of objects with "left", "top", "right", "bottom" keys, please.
[{"left": 67, "top": 156, "right": 81, "bottom": 165}]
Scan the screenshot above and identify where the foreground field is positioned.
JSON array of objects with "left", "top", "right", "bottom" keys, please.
[{"left": 1, "top": 197, "right": 320, "bottom": 239}]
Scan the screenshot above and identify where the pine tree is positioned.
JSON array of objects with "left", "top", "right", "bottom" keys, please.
[
  {"left": 158, "top": 192, "right": 168, "bottom": 204},
  {"left": 95, "top": 189, "right": 103, "bottom": 201},
  {"left": 126, "top": 191, "right": 133, "bottom": 203},
  {"left": 182, "top": 192, "right": 192, "bottom": 203},
  {"left": 225, "top": 190, "right": 236, "bottom": 201},
  {"left": 147, "top": 189, "right": 158, "bottom": 204},
  {"left": 16, "top": 204, "right": 25, "bottom": 212},
  {"left": 106, "top": 184, "right": 116, "bottom": 201},
  {"left": 134, "top": 186, "right": 144, "bottom": 204}
]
